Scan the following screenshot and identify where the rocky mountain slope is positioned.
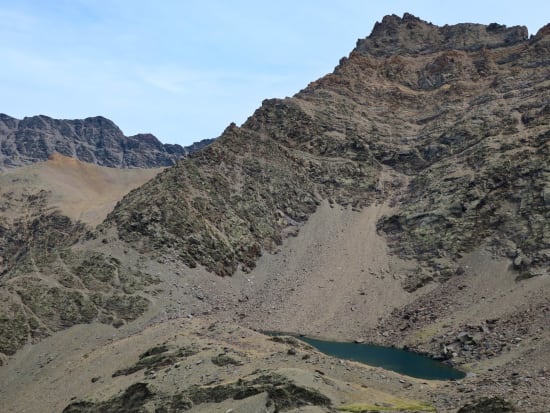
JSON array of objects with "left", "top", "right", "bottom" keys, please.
[
  {"left": 0, "top": 154, "right": 165, "bottom": 358},
  {"left": 0, "top": 13, "right": 549, "bottom": 413},
  {"left": 0, "top": 114, "right": 213, "bottom": 169},
  {"left": 106, "top": 13, "right": 549, "bottom": 281}
]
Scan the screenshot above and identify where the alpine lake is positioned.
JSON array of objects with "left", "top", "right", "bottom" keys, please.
[{"left": 275, "top": 334, "right": 466, "bottom": 381}]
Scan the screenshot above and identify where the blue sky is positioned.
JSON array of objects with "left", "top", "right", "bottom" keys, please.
[{"left": 1, "top": 1, "right": 548, "bottom": 146}]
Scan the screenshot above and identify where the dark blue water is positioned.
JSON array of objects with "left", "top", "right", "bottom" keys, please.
[{"left": 296, "top": 336, "right": 465, "bottom": 380}]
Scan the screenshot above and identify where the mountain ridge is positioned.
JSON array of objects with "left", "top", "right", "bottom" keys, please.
[
  {"left": 105, "top": 13, "right": 549, "bottom": 280},
  {"left": 0, "top": 113, "right": 214, "bottom": 169}
]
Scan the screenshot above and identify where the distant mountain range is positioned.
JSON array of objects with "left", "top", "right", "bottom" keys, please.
[{"left": 0, "top": 113, "right": 214, "bottom": 169}]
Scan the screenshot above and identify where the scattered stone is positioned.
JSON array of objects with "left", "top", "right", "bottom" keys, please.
[{"left": 457, "top": 396, "right": 516, "bottom": 413}]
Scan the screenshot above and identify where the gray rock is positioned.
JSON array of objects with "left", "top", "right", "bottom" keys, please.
[
  {"left": 457, "top": 332, "right": 470, "bottom": 341},
  {"left": 513, "top": 255, "right": 532, "bottom": 269}
]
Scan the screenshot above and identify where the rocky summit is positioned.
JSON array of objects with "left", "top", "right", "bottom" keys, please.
[
  {"left": 0, "top": 114, "right": 213, "bottom": 169},
  {"left": 0, "top": 14, "right": 549, "bottom": 413}
]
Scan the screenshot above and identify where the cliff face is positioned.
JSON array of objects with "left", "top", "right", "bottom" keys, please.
[{"left": 0, "top": 114, "right": 211, "bottom": 169}]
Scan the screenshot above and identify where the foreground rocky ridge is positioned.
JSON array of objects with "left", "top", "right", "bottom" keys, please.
[
  {"left": 0, "top": 114, "right": 214, "bottom": 169},
  {"left": 0, "top": 318, "right": 450, "bottom": 413},
  {"left": 0, "top": 13, "right": 549, "bottom": 412}
]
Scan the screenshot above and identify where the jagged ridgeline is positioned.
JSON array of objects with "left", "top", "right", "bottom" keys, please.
[
  {"left": 106, "top": 14, "right": 549, "bottom": 279},
  {"left": 0, "top": 114, "right": 215, "bottom": 169}
]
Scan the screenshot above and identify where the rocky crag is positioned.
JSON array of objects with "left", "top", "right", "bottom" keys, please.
[
  {"left": 107, "top": 14, "right": 549, "bottom": 281},
  {"left": 0, "top": 114, "right": 213, "bottom": 169},
  {"left": 0, "top": 14, "right": 549, "bottom": 413}
]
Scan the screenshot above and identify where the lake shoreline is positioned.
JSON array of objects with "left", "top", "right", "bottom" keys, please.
[{"left": 262, "top": 330, "right": 466, "bottom": 380}]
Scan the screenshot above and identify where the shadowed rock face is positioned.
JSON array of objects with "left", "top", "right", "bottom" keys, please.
[{"left": 0, "top": 114, "right": 214, "bottom": 169}]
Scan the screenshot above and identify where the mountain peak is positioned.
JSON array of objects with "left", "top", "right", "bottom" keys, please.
[
  {"left": 82, "top": 115, "right": 121, "bottom": 130},
  {"left": 535, "top": 22, "right": 550, "bottom": 38},
  {"left": 355, "top": 13, "right": 528, "bottom": 56}
]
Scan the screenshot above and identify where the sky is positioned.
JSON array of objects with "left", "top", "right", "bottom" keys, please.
[{"left": 1, "top": 1, "right": 549, "bottom": 146}]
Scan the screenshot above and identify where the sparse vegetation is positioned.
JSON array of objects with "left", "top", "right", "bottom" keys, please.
[
  {"left": 183, "top": 373, "right": 331, "bottom": 410},
  {"left": 269, "top": 335, "right": 305, "bottom": 347},
  {"left": 112, "top": 346, "right": 198, "bottom": 377},
  {"left": 65, "top": 372, "right": 332, "bottom": 412},
  {"left": 457, "top": 397, "right": 515, "bottom": 413},
  {"left": 211, "top": 353, "right": 242, "bottom": 366}
]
